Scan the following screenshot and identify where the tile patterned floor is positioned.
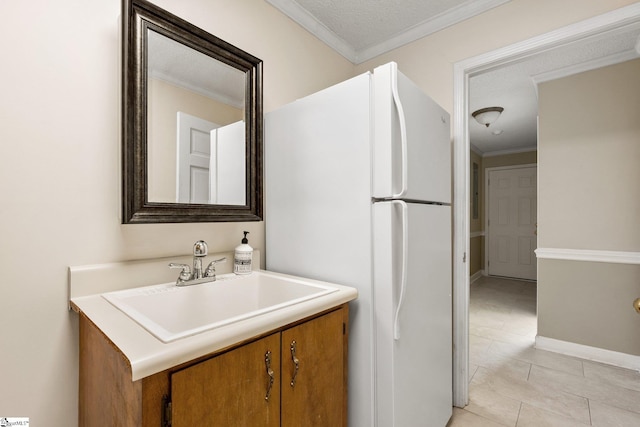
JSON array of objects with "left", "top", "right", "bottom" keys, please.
[{"left": 447, "top": 276, "right": 640, "bottom": 427}]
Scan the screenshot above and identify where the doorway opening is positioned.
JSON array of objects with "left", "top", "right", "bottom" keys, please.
[{"left": 452, "top": 3, "right": 640, "bottom": 407}]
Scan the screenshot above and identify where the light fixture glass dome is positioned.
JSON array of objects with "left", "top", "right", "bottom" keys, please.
[{"left": 472, "top": 107, "right": 504, "bottom": 127}]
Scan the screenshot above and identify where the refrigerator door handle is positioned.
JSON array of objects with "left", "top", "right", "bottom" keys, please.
[
  {"left": 393, "top": 200, "right": 409, "bottom": 340},
  {"left": 390, "top": 66, "right": 408, "bottom": 199}
]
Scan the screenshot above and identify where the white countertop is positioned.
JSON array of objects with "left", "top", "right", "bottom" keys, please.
[{"left": 71, "top": 269, "right": 357, "bottom": 381}]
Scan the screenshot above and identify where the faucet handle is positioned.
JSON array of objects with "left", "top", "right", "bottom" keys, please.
[
  {"left": 169, "top": 263, "right": 192, "bottom": 282},
  {"left": 204, "top": 257, "right": 227, "bottom": 278}
]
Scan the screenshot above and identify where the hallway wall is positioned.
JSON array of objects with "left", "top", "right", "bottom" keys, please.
[{"left": 537, "top": 59, "right": 640, "bottom": 356}]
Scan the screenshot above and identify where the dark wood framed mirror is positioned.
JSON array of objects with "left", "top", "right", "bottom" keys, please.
[{"left": 122, "top": 0, "right": 263, "bottom": 223}]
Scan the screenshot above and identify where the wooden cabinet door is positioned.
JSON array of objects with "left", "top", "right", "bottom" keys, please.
[
  {"left": 171, "top": 333, "right": 281, "bottom": 427},
  {"left": 281, "top": 308, "right": 347, "bottom": 427}
]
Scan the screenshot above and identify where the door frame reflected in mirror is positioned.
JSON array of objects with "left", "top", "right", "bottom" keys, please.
[{"left": 122, "top": 0, "right": 263, "bottom": 223}]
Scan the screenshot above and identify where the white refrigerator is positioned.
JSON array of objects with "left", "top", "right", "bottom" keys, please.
[{"left": 265, "top": 62, "right": 452, "bottom": 427}]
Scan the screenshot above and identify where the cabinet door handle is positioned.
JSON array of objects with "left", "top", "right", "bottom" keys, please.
[
  {"left": 265, "top": 350, "right": 274, "bottom": 401},
  {"left": 290, "top": 340, "right": 300, "bottom": 387}
]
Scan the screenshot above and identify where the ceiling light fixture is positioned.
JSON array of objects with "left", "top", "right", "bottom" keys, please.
[
  {"left": 472, "top": 106, "right": 504, "bottom": 127},
  {"left": 492, "top": 129, "right": 504, "bottom": 136}
]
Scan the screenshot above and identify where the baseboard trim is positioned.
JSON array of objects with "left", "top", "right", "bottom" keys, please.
[
  {"left": 535, "top": 248, "right": 640, "bottom": 265},
  {"left": 470, "top": 270, "right": 485, "bottom": 284},
  {"left": 535, "top": 336, "right": 640, "bottom": 371}
]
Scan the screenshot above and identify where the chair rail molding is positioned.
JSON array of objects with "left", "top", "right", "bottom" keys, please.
[{"left": 535, "top": 248, "right": 640, "bottom": 265}]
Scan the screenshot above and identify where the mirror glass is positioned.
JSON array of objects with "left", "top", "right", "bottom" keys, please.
[
  {"left": 122, "top": 0, "right": 263, "bottom": 223},
  {"left": 147, "top": 30, "right": 247, "bottom": 205}
]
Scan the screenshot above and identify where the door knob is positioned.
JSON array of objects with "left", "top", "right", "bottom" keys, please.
[{"left": 634, "top": 298, "right": 640, "bottom": 314}]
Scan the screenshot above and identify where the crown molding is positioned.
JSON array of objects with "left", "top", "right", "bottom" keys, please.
[
  {"left": 482, "top": 146, "right": 537, "bottom": 157},
  {"left": 470, "top": 143, "right": 484, "bottom": 156},
  {"left": 354, "top": 0, "right": 512, "bottom": 63},
  {"left": 150, "top": 71, "right": 244, "bottom": 109},
  {"left": 265, "top": 0, "right": 357, "bottom": 61}
]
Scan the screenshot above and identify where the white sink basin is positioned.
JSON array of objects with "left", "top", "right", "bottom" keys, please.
[{"left": 102, "top": 271, "right": 338, "bottom": 343}]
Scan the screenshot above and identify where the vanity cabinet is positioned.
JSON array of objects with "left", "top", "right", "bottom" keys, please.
[
  {"left": 78, "top": 304, "right": 348, "bottom": 427},
  {"left": 171, "top": 333, "right": 281, "bottom": 426},
  {"left": 280, "top": 310, "right": 346, "bottom": 427}
]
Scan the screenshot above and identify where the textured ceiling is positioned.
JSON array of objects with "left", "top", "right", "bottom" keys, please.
[
  {"left": 292, "top": 0, "right": 476, "bottom": 50},
  {"left": 469, "top": 23, "right": 640, "bottom": 155},
  {"left": 266, "top": 0, "right": 511, "bottom": 63}
]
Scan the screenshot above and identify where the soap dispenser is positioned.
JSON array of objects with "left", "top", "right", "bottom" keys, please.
[{"left": 234, "top": 231, "right": 253, "bottom": 275}]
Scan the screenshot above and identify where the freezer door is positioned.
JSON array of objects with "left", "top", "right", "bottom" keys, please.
[
  {"left": 372, "top": 62, "right": 451, "bottom": 204},
  {"left": 373, "top": 201, "right": 452, "bottom": 427}
]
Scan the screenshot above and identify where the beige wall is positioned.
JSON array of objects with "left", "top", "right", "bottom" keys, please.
[
  {"left": 1, "top": 0, "right": 636, "bottom": 423},
  {"left": 539, "top": 59, "right": 640, "bottom": 251},
  {"left": 537, "top": 59, "right": 640, "bottom": 355},
  {"left": 538, "top": 260, "right": 640, "bottom": 355},
  {"left": 0, "top": 0, "right": 353, "bottom": 423},
  {"left": 470, "top": 150, "right": 484, "bottom": 276},
  {"left": 470, "top": 234, "right": 485, "bottom": 277},
  {"left": 470, "top": 150, "right": 484, "bottom": 234}
]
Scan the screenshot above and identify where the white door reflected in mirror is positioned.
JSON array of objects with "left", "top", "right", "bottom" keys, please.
[
  {"left": 175, "top": 112, "right": 246, "bottom": 205},
  {"left": 177, "top": 112, "right": 218, "bottom": 204}
]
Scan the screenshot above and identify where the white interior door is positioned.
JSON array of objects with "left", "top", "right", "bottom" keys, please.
[
  {"left": 177, "top": 112, "right": 219, "bottom": 203},
  {"left": 487, "top": 166, "right": 537, "bottom": 280}
]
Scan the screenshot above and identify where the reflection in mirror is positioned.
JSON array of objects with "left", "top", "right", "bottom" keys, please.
[
  {"left": 147, "top": 30, "right": 247, "bottom": 205},
  {"left": 122, "top": 0, "right": 263, "bottom": 223}
]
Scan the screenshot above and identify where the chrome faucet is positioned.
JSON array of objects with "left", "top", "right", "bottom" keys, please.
[
  {"left": 192, "top": 240, "right": 207, "bottom": 279},
  {"left": 169, "top": 240, "right": 226, "bottom": 286}
]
